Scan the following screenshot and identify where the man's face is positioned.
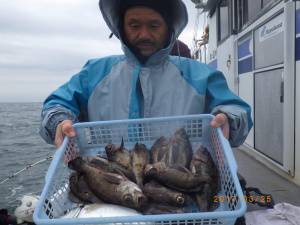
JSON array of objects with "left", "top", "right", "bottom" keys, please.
[{"left": 123, "top": 6, "right": 168, "bottom": 58}]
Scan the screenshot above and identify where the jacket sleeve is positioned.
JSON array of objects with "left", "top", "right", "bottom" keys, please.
[
  {"left": 206, "top": 70, "right": 253, "bottom": 147},
  {"left": 39, "top": 67, "right": 89, "bottom": 145}
]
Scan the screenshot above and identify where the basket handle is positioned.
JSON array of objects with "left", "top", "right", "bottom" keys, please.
[{"left": 45, "top": 137, "right": 69, "bottom": 183}]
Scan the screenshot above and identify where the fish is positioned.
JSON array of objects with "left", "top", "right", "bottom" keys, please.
[
  {"left": 189, "top": 146, "right": 218, "bottom": 178},
  {"left": 190, "top": 145, "right": 220, "bottom": 211},
  {"left": 68, "top": 157, "right": 147, "bottom": 210},
  {"left": 69, "top": 172, "right": 102, "bottom": 204},
  {"left": 151, "top": 136, "right": 170, "bottom": 163},
  {"left": 141, "top": 203, "right": 185, "bottom": 215},
  {"left": 61, "top": 203, "right": 141, "bottom": 219},
  {"left": 83, "top": 156, "right": 135, "bottom": 181},
  {"left": 144, "top": 162, "right": 211, "bottom": 192},
  {"left": 166, "top": 128, "right": 193, "bottom": 168},
  {"left": 131, "top": 143, "right": 150, "bottom": 187},
  {"left": 105, "top": 139, "right": 132, "bottom": 170},
  {"left": 151, "top": 128, "right": 192, "bottom": 168},
  {"left": 143, "top": 181, "right": 190, "bottom": 207},
  {"left": 14, "top": 195, "right": 39, "bottom": 224}
]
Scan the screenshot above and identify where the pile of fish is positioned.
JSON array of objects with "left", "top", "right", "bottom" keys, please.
[{"left": 68, "top": 128, "right": 220, "bottom": 215}]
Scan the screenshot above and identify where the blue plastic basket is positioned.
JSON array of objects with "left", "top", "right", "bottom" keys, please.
[{"left": 33, "top": 114, "right": 246, "bottom": 225}]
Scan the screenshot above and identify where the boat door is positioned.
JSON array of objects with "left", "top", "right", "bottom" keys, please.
[{"left": 237, "top": 1, "right": 295, "bottom": 175}]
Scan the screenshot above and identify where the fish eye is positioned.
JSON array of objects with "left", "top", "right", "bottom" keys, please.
[{"left": 123, "top": 194, "right": 133, "bottom": 203}]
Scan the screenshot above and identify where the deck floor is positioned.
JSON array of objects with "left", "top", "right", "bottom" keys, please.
[{"left": 234, "top": 148, "right": 300, "bottom": 211}]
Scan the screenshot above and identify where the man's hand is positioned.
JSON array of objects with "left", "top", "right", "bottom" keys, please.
[
  {"left": 210, "top": 113, "right": 229, "bottom": 139},
  {"left": 55, "top": 120, "right": 76, "bottom": 148}
]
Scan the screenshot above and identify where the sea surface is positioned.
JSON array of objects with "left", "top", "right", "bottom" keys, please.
[{"left": 0, "top": 102, "right": 55, "bottom": 213}]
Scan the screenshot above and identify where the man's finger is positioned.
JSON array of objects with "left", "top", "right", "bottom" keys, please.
[
  {"left": 210, "top": 113, "right": 227, "bottom": 128},
  {"left": 210, "top": 113, "right": 230, "bottom": 139},
  {"left": 61, "top": 121, "right": 76, "bottom": 137},
  {"left": 55, "top": 120, "right": 75, "bottom": 149}
]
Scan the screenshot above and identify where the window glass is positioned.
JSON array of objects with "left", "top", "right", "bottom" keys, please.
[
  {"left": 237, "top": 0, "right": 247, "bottom": 30},
  {"left": 241, "top": 0, "right": 248, "bottom": 26},
  {"left": 219, "top": 0, "right": 229, "bottom": 41},
  {"left": 263, "top": 0, "right": 273, "bottom": 8},
  {"left": 247, "top": 0, "right": 261, "bottom": 21},
  {"left": 238, "top": 0, "right": 267, "bottom": 30}
]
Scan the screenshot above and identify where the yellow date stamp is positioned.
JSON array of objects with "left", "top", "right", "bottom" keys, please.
[{"left": 213, "top": 195, "right": 272, "bottom": 203}]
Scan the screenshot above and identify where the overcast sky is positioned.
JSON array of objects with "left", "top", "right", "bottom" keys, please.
[{"left": 0, "top": 0, "right": 201, "bottom": 102}]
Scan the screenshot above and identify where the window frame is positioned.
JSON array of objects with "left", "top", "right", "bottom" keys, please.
[
  {"left": 236, "top": 0, "right": 282, "bottom": 32},
  {"left": 216, "top": 0, "right": 281, "bottom": 43}
]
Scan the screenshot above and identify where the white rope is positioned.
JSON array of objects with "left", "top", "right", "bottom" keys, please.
[{"left": 0, "top": 156, "right": 53, "bottom": 184}]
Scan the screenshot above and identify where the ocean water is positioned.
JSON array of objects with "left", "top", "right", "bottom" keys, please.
[{"left": 0, "top": 102, "right": 55, "bottom": 213}]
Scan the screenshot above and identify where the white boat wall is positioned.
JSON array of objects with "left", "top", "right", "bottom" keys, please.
[{"left": 191, "top": 0, "right": 300, "bottom": 186}]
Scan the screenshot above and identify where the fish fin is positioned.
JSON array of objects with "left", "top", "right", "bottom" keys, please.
[
  {"left": 114, "top": 168, "right": 127, "bottom": 177},
  {"left": 90, "top": 157, "right": 108, "bottom": 168},
  {"left": 102, "top": 173, "right": 123, "bottom": 184},
  {"left": 171, "top": 165, "right": 191, "bottom": 173}
]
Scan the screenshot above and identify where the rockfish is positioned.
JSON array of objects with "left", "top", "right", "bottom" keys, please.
[
  {"left": 190, "top": 146, "right": 220, "bottom": 211},
  {"left": 68, "top": 157, "right": 147, "bottom": 210},
  {"left": 151, "top": 128, "right": 192, "bottom": 168},
  {"left": 131, "top": 143, "right": 150, "bottom": 187},
  {"left": 144, "top": 162, "right": 211, "bottom": 192},
  {"left": 143, "top": 181, "right": 190, "bottom": 207},
  {"left": 83, "top": 156, "right": 135, "bottom": 181},
  {"left": 69, "top": 172, "right": 101, "bottom": 204},
  {"left": 105, "top": 139, "right": 132, "bottom": 169}
]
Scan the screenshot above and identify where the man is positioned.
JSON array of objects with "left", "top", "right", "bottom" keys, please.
[{"left": 40, "top": 0, "right": 252, "bottom": 148}]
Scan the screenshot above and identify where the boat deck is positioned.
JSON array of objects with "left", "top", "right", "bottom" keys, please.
[{"left": 234, "top": 148, "right": 300, "bottom": 211}]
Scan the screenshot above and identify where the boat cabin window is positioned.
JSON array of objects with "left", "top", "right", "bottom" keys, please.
[
  {"left": 236, "top": 0, "right": 261, "bottom": 29},
  {"left": 247, "top": 0, "right": 262, "bottom": 22},
  {"left": 217, "top": 0, "right": 280, "bottom": 40},
  {"left": 237, "top": 0, "right": 280, "bottom": 30},
  {"left": 217, "top": 0, "right": 230, "bottom": 42}
]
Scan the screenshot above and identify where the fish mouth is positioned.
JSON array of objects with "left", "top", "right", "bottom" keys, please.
[
  {"left": 136, "top": 195, "right": 148, "bottom": 208},
  {"left": 176, "top": 195, "right": 185, "bottom": 205},
  {"left": 123, "top": 194, "right": 147, "bottom": 209}
]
